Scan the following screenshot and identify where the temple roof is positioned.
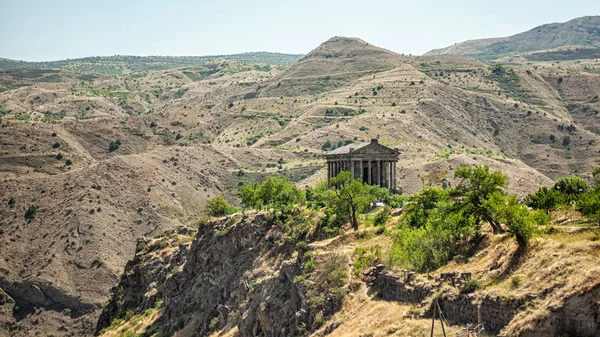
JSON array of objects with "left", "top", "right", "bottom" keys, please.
[
  {"left": 326, "top": 141, "right": 371, "bottom": 155},
  {"left": 325, "top": 139, "right": 399, "bottom": 157}
]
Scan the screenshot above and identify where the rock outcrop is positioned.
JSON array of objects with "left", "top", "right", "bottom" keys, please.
[{"left": 96, "top": 212, "right": 347, "bottom": 337}]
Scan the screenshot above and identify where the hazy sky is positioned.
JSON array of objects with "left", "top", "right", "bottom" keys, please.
[{"left": 1, "top": 0, "right": 599, "bottom": 61}]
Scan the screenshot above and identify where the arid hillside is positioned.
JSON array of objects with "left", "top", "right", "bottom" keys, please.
[
  {"left": 426, "top": 16, "right": 600, "bottom": 62},
  {"left": 0, "top": 36, "right": 599, "bottom": 336}
]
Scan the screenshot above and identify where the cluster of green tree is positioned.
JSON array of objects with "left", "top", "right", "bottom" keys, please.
[
  {"left": 203, "top": 165, "right": 600, "bottom": 274},
  {"left": 239, "top": 176, "right": 305, "bottom": 211},
  {"left": 321, "top": 139, "right": 353, "bottom": 152},
  {"left": 390, "top": 166, "right": 548, "bottom": 272},
  {"left": 526, "top": 168, "right": 600, "bottom": 225},
  {"left": 205, "top": 172, "right": 401, "bottom": 237},
  {"left": 0, "top": 53, "right": 302, "bottom": 75},
  {"left": 324, "top": 107, "right": 359, "bottom": 117}
]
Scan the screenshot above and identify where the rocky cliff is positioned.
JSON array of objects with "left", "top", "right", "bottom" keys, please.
[{"left": 96, "top": 212, "right": 348, "bottom": 337}]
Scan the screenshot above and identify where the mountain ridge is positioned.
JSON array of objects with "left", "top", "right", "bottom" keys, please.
[
  {"left": 0, "top": 52, "right": 303, "bottom": 75},
  {"left": 426, "top": 15, "right": 600, "bottom": 61}
]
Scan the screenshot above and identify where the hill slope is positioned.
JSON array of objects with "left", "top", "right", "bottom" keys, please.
[
  {"left": 0, "top": 35, "right": 599, "bottom": 335},
  {"left": 426, "top": 16, "right": 600, "bottom": 61},
  {"left": 0, "top": 52, "right": 303, "bottom": 74}
]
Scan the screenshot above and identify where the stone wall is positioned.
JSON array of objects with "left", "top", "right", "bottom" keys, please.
[
  {"left": 548, "top": 283, "right": 600, "bottom": 337},
  {"left": 374, "top": 272, "right": 433, "bottom": 304},
  {"left": 371, "top": 268, "right": 600, "bottom": 336},
  {"left": 437, "top": 295, "right": 522, "bottom": 333}
]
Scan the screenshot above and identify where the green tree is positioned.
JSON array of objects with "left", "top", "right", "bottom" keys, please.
[
  {"left": 578, "top": 190, "right": 600, "bottom": 226},
  {"left": 592, "top": 167, "right": 600, "bottom": 187},
  {"left": 390, "top": 202, "right": 474, "bottom": 272},
  {"left": 238, "top": 176, "right": 304, "bottom": 211},
  {"left": 489, "top": 63, "right": 507, "bottom": 76},
  {"left": 205, "top": 195, "right": 230, "bottom": 217},
  {"left": 454, "top": 165, "right": 508, "bottom": 234},
  {"left": 403, "top": 187, "right": 450, "bottom": 228},
  {"left": 325, "top": 171, "right": 383, "bottom": 231},
  {"left": 553, "top": 175, "right": 588, "bottom": 204},
  {"left": 497, "top": 196, "right": 537, "bottom": 247},
  {"left": 525, "top": 186, "right": 562, "bottom": 214}
]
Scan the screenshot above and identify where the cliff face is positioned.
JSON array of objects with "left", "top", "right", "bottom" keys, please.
[{"left": 96, "top": 212, "right": 347, "bottom": 337}]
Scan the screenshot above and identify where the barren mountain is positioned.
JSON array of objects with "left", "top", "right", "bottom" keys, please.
[
  {"left": 0, "top": 35, "right": 599, "bottom": 335},
  {"left": 426, "top": 16, "right": 600, "bottom": 61}
]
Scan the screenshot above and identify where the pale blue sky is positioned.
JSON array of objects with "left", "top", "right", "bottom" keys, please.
[{"left": 1, "top": 0, "right": 599, "bottom": 61}]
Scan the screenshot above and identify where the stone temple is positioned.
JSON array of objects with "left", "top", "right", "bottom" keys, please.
[{"left": 324, "top": 139, "right": 400, "bottom": 192}]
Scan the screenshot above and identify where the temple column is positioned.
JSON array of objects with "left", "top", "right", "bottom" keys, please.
[
  {"left": 351, "top": 160, "right": 355, "bottom": 179},
  {"left": 383, "top": 161, "right": 388, "bottom": 188},
  {"left": 359, "top": 161, "right": 363, "bottom": 182},
  {"left": 376, "top": 160, "right": 381, "bottom": 187},
  {"left": 390, "top": 162, "right": 393, "bottom": 188},
  {"left": 393, "top": 162, "right": 397, "bottom": 191},
  {"left": 327, "top": 162, "right": 331, "bottom": 187},
  {"left": 367, "top": 161, "right": 372, "bottom": 185},
  {"left": 387, "top": 162, "right": 391, "bottom": 189}
]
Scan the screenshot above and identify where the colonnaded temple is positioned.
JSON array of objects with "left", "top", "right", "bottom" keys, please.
[{"left": 324, "top": 139, "right": 400, "bottom": 192}]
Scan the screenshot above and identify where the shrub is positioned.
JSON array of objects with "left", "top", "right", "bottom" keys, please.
[
  {"left": 8, "top": 196, "right": 15, "bottom": 207},
  {"left": 25, "top": 204, "right": 39, "bottom": 220},
  {"left": 108, "top": 139, "right": 122, "bottom": 152},
  {"left": 205, "top": 195, "right": 231, "bottom": 217},
  {"left": 65, "top": 159, "right": 73, "bottom": 166},
  {"left": 511, "top": 275, "right": 522, "bottom": 288},
  {"left": 562, "top": 135, "right": 571, "bottom": 147},
  {"left": 352, "top": 246, "right": 382, "bottom": 276},
  {"left": 55, "top": 153, "right": 63, "bottom": 160},
  {"left": 461, "top": 279, "right": 481, "bottom": 294},
  {"left": 373, "top": 206, "right": 391, "bottom": 227},
  {"left": 52, "top": 142, "right": 61, "bottom": 149}
]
